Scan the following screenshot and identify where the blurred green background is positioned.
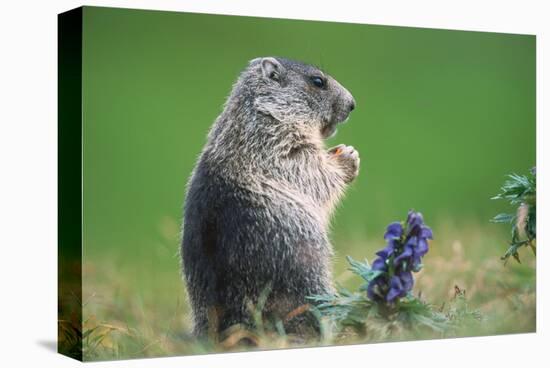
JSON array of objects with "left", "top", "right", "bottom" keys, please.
[{"left": 79, "top": 6, "right": 535, "bottom": 358}]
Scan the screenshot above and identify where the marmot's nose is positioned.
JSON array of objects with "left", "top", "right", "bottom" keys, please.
[{"left": 348, "top": 99, "right": 356, "bottom": 112}]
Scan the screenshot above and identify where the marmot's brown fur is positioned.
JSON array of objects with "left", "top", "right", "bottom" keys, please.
[{"left": 182, "top": 57, "right": 359, "bottom": 339}]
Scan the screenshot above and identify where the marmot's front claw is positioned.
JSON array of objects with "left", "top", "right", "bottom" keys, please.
[{"left": 329, "top": 144, "right": 360, "bottom": 183}]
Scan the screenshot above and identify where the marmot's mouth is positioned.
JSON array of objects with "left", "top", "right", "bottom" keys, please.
[
  {"left": 321, "top": 116, "right": 349, "bottom": 139},
  {"left": 321, "top": 124, "right": 338, "bottom": 139}
]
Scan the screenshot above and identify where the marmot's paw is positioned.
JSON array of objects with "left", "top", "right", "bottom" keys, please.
[{"left": 329, "top": 144, "right": 360, "bottom": 183}]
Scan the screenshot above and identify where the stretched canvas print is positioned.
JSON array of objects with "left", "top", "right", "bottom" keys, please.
[{"left": 58, "top": 6, "right": 536, "bottom": 361}]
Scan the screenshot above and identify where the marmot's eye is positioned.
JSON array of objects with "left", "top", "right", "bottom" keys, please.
[{"left": 311, "top": 76, "right": 326, "bottom": 88}]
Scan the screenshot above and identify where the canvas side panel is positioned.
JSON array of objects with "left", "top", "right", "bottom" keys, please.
[{"left": 58, "top": 7, "right": 83, "bottom": 362}]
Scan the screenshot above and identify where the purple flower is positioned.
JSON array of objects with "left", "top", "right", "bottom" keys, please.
[
  {"left": 375, "top": 242, "right": 396, "bottom": 260},
  {"left": 368, "top": 271, "right": 414, "bottom": 303},
  {"left": 398, "top": 211, "right": 433, "bottom": 271},
  {"left": 384, "top": 222, "right": 403, "bottom": 240},
  {"left": 366, "top": 210, "right": 433, "bottom": 304},
  {"left": 406, "top": 211, "right": 424, "bottom": 232},
  {"left": 393, "top": 241, "right": 413, "bottom": 267},
  {"left": 386, "top": 271, "right": 415, "bottom": 302},
  {"left": 367, "top": 275, "right": 386, "bottom": 301},
  {"left": 371, "top": 257, "right": 387, "bottom": 272}
]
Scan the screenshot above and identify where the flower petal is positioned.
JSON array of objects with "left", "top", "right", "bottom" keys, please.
[
  {"left": 420, "top": 226, "right": 433, "bottom": 239},
  {"left": 415, "top": 238, "right": 429, "bottom": 256},
  {"left": 384, "top": 222, "right": 403, "bottom": 240},
  {"left": 399, "top": 271, "right": 414, "bottom": 292},
  {"left": 376, "top": 240, "right": 398, "bottom": 259},
  {"left": 407, "top": 211, "right": 424, "bottom": 228},
  {"left": 394, "top": 244, "right": 414, "bottom": 266},
  {"left": 386, "top": 276, "right": 405, "bottom": 302},
  {"left": 372, "top": 257, "right": 387, "bottom": 271},
  {"left": 367, "top": 276, "right": 385, "bottom": 301}
]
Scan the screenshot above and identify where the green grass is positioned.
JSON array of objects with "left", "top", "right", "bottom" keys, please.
[{"left": 75, "top": 218, "right": 535, "bottom": 361}]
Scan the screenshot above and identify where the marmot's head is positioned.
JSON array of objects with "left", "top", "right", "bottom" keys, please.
[{"left": 239, "top": 57, "right": 356, "bottom": 139}]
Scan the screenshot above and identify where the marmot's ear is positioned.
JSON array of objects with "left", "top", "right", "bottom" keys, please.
[{"left": 260, "top": 57, "right": 284, "bottom": 82}]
